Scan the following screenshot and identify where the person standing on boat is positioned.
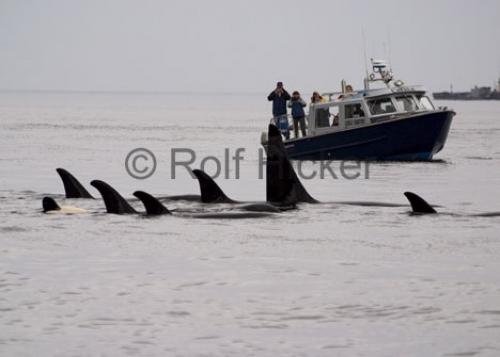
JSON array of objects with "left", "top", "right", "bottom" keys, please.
[
  {"left": 311, "top": 91, "right": 324, "bottom": 104},
  {"left": 288, "top": 91, "right": 307, "bottom": 138},
  {"left": 267, "top": 81, "right": 291, "bottom": 139},
  {"left": 311, "top": 91, "right": 329, "bottom": 127}
]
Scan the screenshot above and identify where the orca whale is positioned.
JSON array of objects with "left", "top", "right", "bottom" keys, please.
[
  {"left": 192, "top": 169, "right": 236, "bottom": 203},
  {"left": 403, "top": 192, "right": 437, "bottom": 214},
  {"left": 133, "top": 191, "right": 171, "bottom": 215},
  {"left": 56, "top": 168, "right": 94, "bottom": 198},
  {"left": 42, "top": 196, "right": 87, "bottom": 214},
  {"left": 42, "top": 197, "right": 60, "bottom": 212},
  {"left": 265, "top": 124, "right": 408, "bottom": 207},
  {"left": 266, "top": 124, "right": 318, "bottom": 205},
  {"left": 90, "top": 180, "right": 138, "bottom": 214},
  {"left": 404, "top": 191, "right": 500, "bottom": 217}
]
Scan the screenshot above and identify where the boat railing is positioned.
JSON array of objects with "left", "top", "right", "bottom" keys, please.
[
  {"left": 269, "top": 114, "right": 309, "bottom": 141},
  {"left": 321, "top": 91, "right": 361, "bottom": 102}
]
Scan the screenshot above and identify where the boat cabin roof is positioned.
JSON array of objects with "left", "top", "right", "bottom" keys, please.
[{"left": 321, "top": 85, "right": 427, "bottom": 104}]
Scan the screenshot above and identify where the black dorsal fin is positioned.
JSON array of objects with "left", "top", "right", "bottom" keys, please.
[
  {"left": 56, "top": 168, "right": 94, "bottom": 198},
  {"left": 404, "top": 192, "right": 437, "bottom": 214},
  {"left": 133, "top": 191, "right": 171, "bottom": 215},
  {"left": 266, "top": 124, "right": 317, "bottom": 205},
  {"left": 90, "top": 180, "right": 137, "bottom": 214},
  {"left": 192, "top": 169, "right": 235, "bottom": 203},
  {"left": 42, "top": 197, "right": 60, "bottom": 212}
]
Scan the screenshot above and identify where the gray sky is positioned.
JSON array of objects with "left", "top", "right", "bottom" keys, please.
[{"left": 1, "top": 0, "right": 499, "bottom": 93}]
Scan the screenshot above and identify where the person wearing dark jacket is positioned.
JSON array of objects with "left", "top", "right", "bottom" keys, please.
[
  {"left": 288, "top": 91, "right": 307, "bottom": 138},
  {"left": 267, "top": 81, "right": 291, "bottom": 139}
]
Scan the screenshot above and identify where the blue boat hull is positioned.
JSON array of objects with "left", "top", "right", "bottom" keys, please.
[{"left": 284, "top": 110, "right": 454, "bottom": 161}]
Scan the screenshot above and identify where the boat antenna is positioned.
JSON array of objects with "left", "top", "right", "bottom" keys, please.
[
  {"left": 362, "top": 27, "right": 369, "bottom": 77},
  {"left": 362, "top": 28, "right": 369, "bottom": 90},
  {"left": 387, "top": 26, "right": 392, "bottom": 72}
]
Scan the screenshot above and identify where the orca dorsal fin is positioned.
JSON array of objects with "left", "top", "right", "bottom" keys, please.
[
  {"left": 266, "top": 124, "right": 317, "bottom": 205},
  {"left": 42, "top": 197, "right": 60, "bottom": 212},
  {"left": 404, "top": 192, "right": 437, "bottom": 214},
  {"left": 133, "top": 191, "right": 171, "bottom": 215},
  {"left": 90, "top": 180, "right": 137, "bottom": 214},
  {"left": 56, "top": 168, "right": 94, "bottom": 198},
  {"left": 192, "top": 169, "right": 235, "bottom": 203}
]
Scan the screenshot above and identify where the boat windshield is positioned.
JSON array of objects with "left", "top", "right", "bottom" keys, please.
[
  {"left": 367, "top": 97, "right": 396, "bottom": 115},
  {"left": 395, "top": 95, "right": 418, "bottom": 112},
  {"left": 416, "top": 95, "right": 435, "bottom": 110},
  {"left": 345, "top": 103, "right": 365, "bottom": 118}
]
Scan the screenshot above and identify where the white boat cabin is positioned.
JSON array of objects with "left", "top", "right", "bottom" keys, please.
[{"left": 306, "top": 88, "right": 436, "bottom": 137}]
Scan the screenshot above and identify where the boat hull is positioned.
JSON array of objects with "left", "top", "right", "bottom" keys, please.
[{"left": 284, "top": 110, "right": 454, "bottom": 161}]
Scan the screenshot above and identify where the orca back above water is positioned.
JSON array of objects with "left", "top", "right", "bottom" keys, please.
[
  {"left": 56, "top": 168, "right": 94, "bottom": 199},
  {"left": 190, "top": 212, "right": 274, "bottom": 219},
  {"left": 334, "top": 201, "right": 407, "bottom": 208},
  {"left": 90, "top": 180, "right": 137, "bottom": 214},
  {"left": 159, "top": 194, "right": 201, "bottom": 202},
  {"left": 191, "top": 168, "right": 293, "bottom": 212},
  {"left": 134, "top": 190, "right": 276, "bottom": 218},
  {"left": 473, "top": 211, "right": 500, "bottom": 217},
  {"left": 403, "top": 192, "right": 437, "bottom": 214},
  {"left": 42, "top": 196, "right": 87, "bottom": 214},
  {"left": 266, "top": 124, "right": 318, "bottom": 205},
  {"left": 238, "top": 203, "right": 283, "bottom": 213}
]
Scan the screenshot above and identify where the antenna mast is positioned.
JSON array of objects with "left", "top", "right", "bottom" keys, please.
[
  {"left": 362, "top": 28, "right": 369, "bottom": 90},
  {"left": 387, "top": 28, "right": 392, "bottom": 71}
]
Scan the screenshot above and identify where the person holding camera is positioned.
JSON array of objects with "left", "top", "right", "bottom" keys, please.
[
  {"left": 267, "top": 81, "right": 291, "bottom": 139},
  {"left": 288, "top": 91, "right": 307, "bottom": 138}
]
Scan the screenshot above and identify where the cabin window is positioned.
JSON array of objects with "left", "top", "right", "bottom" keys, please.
[
  {"left": 344, "top": 104, "right": 365, "bottom": 119},
  {"left": 367, "top": 97, "right": 396, "bottom": 115},
  {"left": 315, "top": 108, "right": 330, "bottom": 128},
  {"left": 416, "top": 95, "right": 434, "bottom": 110},
  {"left": 330, "top": 106, "right": 340, "bottom": 126},
  {"left": 395, "top": 95, "right": 418, "bottom": 112}
]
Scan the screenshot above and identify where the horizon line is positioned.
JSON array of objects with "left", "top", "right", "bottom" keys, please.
[{"left": 0, "top": 88, "right": 269, "bottom": 96}]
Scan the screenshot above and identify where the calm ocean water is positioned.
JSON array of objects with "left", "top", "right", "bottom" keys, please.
[{"left": 1, "top": 92, "right": 499, "bottom": 356}]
